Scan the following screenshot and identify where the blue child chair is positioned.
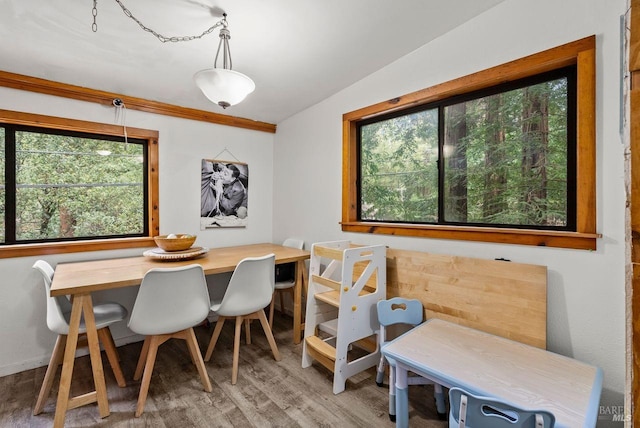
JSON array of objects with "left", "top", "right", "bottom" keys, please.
[
  {"left": 449, "top": 387, "right": 555, "bottom": 428},
  {"left": 376, "top": 297, "right": 446, "bottom": 421}
]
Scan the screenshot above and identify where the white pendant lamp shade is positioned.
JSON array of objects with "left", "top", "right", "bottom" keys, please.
[{"left": 194, "top": 68, "right": 255, "bottom": 109}]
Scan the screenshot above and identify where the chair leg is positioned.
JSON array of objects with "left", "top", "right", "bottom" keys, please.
[
  {"left": 134, "top": 337, "right": 151, "bottom": 381},
  {"left": 256, "top": 309, "right": 281, "bottom": 361},
  {"left": 97, "top": 328, "right": 126, "bottom": 387},
  {"left": 135, "top": 335, "right": 161, "bottom": 417},
  {"left": 33, "top": 335, "right": 66, "bottom": 415},
  {"left": 286, "top": 288, "right": 294, "bottom": 311},
  {"left": 232, "top": 316, "right": 243, "bottom": 385},
  {"left": 270, "top": 288, "right": 294, "bottom": 329},
  {"left": 269, "top": 292, "right": 276, "bottom": 328},
  {"left": 376, "top": 355, "right": 386, "bottom": 387},
  {"left": 279, "top": 291, "right": 285, "bottom": 315},
  {"left": 183, "top": 328, "right": 212, "bottom": 392},
  {"left": 204, "top": 316, "right": 226, "bottom": 362},
  {"left": 245, "top": 318, "right": 252, "bottom": 345}
]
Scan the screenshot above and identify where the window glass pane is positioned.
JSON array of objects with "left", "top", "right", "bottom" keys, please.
[
  {"left": 0, "top": 127, "right": 4, "bottom": 243},
  {"left": 15, "top": 131, "right": 145, "bottom": 241},
  {"left": 443, "top": 77, "right": 568, "bottom": 227},
  {"left": 360, "top": 109, "right": 438, "bottom": 222}
]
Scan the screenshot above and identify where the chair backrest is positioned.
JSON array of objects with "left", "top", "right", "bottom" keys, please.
[
  {"left": 377, "top": 297, "right": 424, "bottom": 328},
  {"left": 282, "top": 238, "right": 304, "bottom": 250},
  {"left": 216, "top": 253, "right": 276, "bottom": 316},
  {"left": 128, "top": 264, "right": 211, "bottom": 336},
  {"left": 33, "top": 260, "right": 72, "bottom": 335},
  {"left": 449, "top": 387, "right": 555, "bottom": 428},
  {"left": 275, "top": 239, "right": 304, "bottom": 282}
]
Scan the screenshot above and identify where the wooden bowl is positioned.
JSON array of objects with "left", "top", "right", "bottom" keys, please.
[{"left": 154, "top": 234, "right": 196, "bottom": 252}]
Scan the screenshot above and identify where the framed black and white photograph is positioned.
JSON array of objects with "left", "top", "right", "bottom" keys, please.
[{"left": 200, "top": 158, "right": 248, "bottom": 229}]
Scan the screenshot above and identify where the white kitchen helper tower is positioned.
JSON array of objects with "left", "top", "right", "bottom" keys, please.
[{"left": 301, "top": 240, "right": 386, "bottom": 394}]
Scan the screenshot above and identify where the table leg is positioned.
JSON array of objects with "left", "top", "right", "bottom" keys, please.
[
  {"left": 82, "top": 295, "right": 110, "bottom": 417},
  {"left": 395, "top": 364, "right": 409, "bottom": 428},
  {"left": 293, "top": 260, "right": 304, "bottom": 344},
  {"left": 53, "top": 294, "right": 83, "bottom": 428},
  {"left": 52, "top": 294, "right": 110, "bottom": 428}
]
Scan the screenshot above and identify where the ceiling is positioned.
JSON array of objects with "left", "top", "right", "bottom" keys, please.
[{"left": 0, "top": 0, "right": 506, "bottom": 125}]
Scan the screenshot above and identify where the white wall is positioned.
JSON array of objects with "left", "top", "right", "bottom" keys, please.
[
  {"left": 0, "top": 87, "right": 275, "bottom": 375},
  {"left": 273, "top": 0, "right": 626, "bottom": 424}
]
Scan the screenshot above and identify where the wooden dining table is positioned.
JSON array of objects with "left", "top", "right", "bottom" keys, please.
[{"left": 48, "top": 242, "right": 310, "bottom": 427}]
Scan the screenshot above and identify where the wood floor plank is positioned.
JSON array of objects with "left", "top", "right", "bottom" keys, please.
[{"left": 0, "top": 315, "right": 447, "bottom": 427}]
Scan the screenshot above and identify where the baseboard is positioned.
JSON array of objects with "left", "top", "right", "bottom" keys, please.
[
  {"left": 0, "top": 355, "right": 52, "bottom": 378},
  {"left": 0, "top": 333, "right": 145, "bottom": 377}
]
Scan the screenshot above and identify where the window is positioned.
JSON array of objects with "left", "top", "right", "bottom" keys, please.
[
  {"left": 343, "top": 37, "right": 598, "bottom": 250},
  {"left": 0, "top": 110, "right": 159, "bottom": 258},
  {"left": 359, "top": 68, "right": 575, "bottom": 229}
]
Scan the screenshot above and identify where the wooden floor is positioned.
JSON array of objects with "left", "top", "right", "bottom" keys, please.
[{"left": 0, "top": 314, "right": 447, "bottom": 427}]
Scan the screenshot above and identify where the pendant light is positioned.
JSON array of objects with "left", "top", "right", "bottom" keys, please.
[
  {"left": 193, "top": 14, "right": 255, "bottom": 109},
  {"left": 94, "top": 3, "right": 255, "bottom": 109}
]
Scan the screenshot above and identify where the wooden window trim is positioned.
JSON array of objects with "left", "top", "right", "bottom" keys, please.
[
  {"left": 0, "top": 109, "right": 159, "bottom": 258},
  {"left": 0, "top": 70, "right": 276, "bottom": 134},
  {"left": 342, "top": 36, "right": 598, "bottom": 250}
]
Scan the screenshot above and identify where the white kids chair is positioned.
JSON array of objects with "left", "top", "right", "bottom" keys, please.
[
  {"left": 32, "top": 259, "right": 127, "bottom": 415},
  {"left": 205, "top": 254, "right": 281, "bottom": 384},
  {"left": 128, "top": 264, "right": 212, "bottom": 417},
  {"left": 376, "top": 297, "right": 446, "bottom": 421}
]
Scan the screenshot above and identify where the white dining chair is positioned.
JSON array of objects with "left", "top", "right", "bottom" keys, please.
[
  {"left": 268, "top": 238, "right": 304, "bottom": 328},
  {"left": 205, "top": 253, "right": 281, "bottom": 384},
  {"left": 376, "top": 297, "right": 446, "bottom": 421},
  {"left": 32, "top": 259, "right": 127, "bottom": 415},
  {"left": 448, "top": 387, "right": 555, "bottom": 428},
  {"left": 128, "top": 264, "right": 212, "bottom": 417}
]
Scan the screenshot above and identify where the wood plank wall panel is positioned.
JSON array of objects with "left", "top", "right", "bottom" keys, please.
[
  {"left": 631, "top": 0, "right": 640, "bottom": 424},
  {"left": 385, "top": 248, "right": 547, "bottom": 349}
]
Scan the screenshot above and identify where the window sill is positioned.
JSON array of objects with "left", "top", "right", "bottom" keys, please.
[
  {"left": 340, "top": 222, "right": 599, "bottom": 250},
  {"left": 0, "top": 237, "right": 156, "bottom": 259}
]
